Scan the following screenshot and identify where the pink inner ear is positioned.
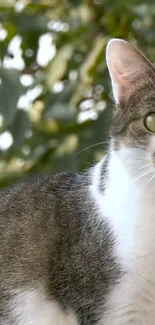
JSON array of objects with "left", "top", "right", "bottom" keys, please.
[
  {"left": 112, "top": 65, "right": 128, "bottom": 84},
  {"left": 106, "top": 39, "right": 155, "bottom": 103}
]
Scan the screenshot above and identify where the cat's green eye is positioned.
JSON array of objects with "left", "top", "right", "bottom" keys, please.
[{"left": 145, "top": 113, "right": 155, "bottom": 132}]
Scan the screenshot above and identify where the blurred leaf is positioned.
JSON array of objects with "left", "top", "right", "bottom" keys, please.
[
  {"left": 9, "top": 110, "right": 31, "bottom": 149},
  {"left": 80, "top": 36, "right": 107, "bottom": 83},
  {"left": 45, "top": 82, "right": 77, "bottom": 122},
  {"left": 45, "top": 44, "right": 73, "bottom": 90},
  {"left": 0, "top": 68, "right": 24, "bottom": 126},
  {"left": 15, "top": 13, "right": 48, "bottom": 33},
  {"left": 68, "top": 0, "right": 83, "bottom": 7},
  {"left": 0, "top": 0, "right": 14, "bottom": 7}
]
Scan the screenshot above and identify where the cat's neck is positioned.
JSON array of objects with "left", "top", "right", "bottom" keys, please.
[
  {"left": 90, "top": 150, "right": 136, "bottom": 218},
  {"left": 90, "top": 149, "right": 155, "bottom": 259},
  {"left": 89, "top": 150, "right": 155, "bottom": 282},
  {"left": 91, "top": 147, "right": 155, "bottom": 208}
]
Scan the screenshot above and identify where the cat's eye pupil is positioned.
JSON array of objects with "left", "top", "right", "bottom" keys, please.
[{"left": 145, "top": 113, "right": 155, "bottom": 132}]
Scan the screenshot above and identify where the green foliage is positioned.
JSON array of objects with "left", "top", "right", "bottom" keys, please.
[{"left": 0, "top": 0, "right": 155, "bottom": 187}]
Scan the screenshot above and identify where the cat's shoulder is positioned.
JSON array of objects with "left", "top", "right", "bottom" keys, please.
[{"left": 0, "top": 171, "right": 87, "bottom": 212}]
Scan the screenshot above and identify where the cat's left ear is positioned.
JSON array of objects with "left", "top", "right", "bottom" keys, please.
[{"left": 106, "top": 38, "right": 154, "bottom": 104}]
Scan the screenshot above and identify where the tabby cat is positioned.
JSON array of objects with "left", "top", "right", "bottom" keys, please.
[{"left": 1, "top": 39, "right": 155, "bottom": 325}]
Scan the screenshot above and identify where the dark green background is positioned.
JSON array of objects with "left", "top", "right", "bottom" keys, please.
[{"left": 0, "top": 0, "right": 155, "bottom": 188}]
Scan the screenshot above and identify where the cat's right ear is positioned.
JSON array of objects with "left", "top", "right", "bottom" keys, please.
[{"left": 106, "top": 38, "right": 154, "bottom": 104}]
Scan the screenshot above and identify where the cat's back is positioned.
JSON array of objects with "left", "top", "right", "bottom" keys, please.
[
  {"left": 0, "top": 172, "right": 87, "bottom": 324},
  {"left": 0, "top": 171, "right": 83, "bottom": 227},
  {"left": 0, "top": 171, "right": 119, "bottom": 325},
  {"left": 0, "top": 172, "right": 85, "bottom": 284}
]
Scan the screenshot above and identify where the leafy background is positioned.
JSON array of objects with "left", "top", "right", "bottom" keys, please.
[{"left": 0, "top": 0, "right": 155, "bottom": 188}]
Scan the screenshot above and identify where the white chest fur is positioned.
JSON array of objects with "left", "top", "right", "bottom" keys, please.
[
  {"left": 10, "top": 289, "right": 78, "bottom": 325},
  {"left": 91, "top": 149, "right": 155, "bottom": 325}
]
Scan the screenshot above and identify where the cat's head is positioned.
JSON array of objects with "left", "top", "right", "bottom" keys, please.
[{"left": 106, "top": 39, "right": 155, "bottom": 179}]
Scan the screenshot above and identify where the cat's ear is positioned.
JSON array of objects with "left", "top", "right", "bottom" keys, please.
[{"left": 106, "top": 38, "right": 154, "bottom": 104}]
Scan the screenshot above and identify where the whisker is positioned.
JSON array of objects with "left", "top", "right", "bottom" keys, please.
[
  {"left": 131, "top": 163, "right": 152, "bottom": 175},
  {"left": 139, "top": 173, "right": 155, "bottom": 196},
  {"left": 148, "top": 175, "right": 155, "bottom": 200},
  {"left": 135, "top": 171, "right": 155, "bottom": 200},
  {"left": 75, "top": 141, "right": 108, "bottom": 156},
  {"left": 125, "top": 159, "right": 149, "bottom": 166},
  {"left": 133, "top": 169, "right": 153, "bottom": 182}
]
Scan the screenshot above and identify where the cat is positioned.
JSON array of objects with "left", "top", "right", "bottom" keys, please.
[{"left": 1, "top": 38, "right": 155, "bottom": 325}]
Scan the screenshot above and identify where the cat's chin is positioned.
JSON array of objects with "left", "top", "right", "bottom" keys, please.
[
  {"left": 112, "top": 146, "right": 155, "bottom": 187},
  {"left": 112, "top": 146, "right": 148, "bottom": 165}
]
